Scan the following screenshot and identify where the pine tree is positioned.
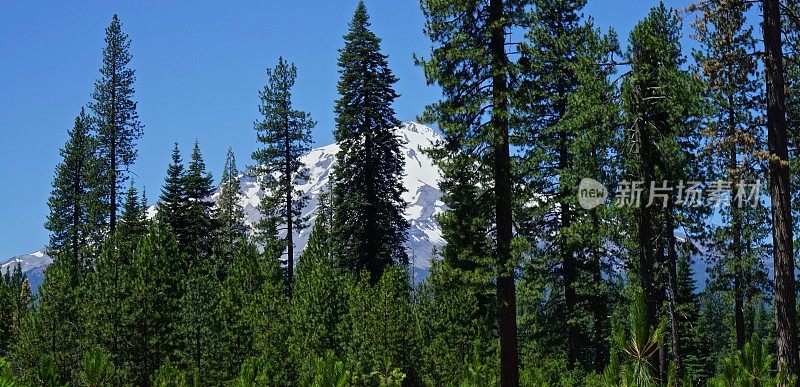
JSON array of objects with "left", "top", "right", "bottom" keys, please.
[
  {"left": 117, "top": 183, "right": 148, "bottom": 258},
  {"left": 621, "top": 3, "right": 703, "bottom": 379},
  {"left": 418, "top": 0, "right": 534, "bottom": 383},
  {"left": 761, "top": 0, "right": 799, "bottom": 375},
  {"left": 88, "top": 14, "right": 143, "bottom": 235},
  {"left": 0, "top": 264, "right": 33, "bottom": 356},
  {"left": 157, "top": 144, "right": 188, "bottom": 247},
  {"left": 415, "top": 260, "right": 497, "bottom": 384},
  {"left": 83, "top": 238, "right": 133, "bottom": 384},
  {"left": 182, "top": 141, "right": 216, "bottom": 263},
  {"left": 691, "top": 0, "right": 771, "bottom": 351},
  {"left": 345, "top": 267, "right": 419, "bottom": 382},
  {"left": 124, "top": 225, "right": 182, "bottom": 386},
  {"left": 245, "top": 247, "right": 290, "bottom": 384},
  {"left": 215, "top": 241, "right": 265, "bottom": 382},
  {"left": 515, "top": 0, "right": 620, "bottom": 372},
  {"left": 674, "top": 252, "right": 712, "bottom": 382},
  {"left": 250, "top": 57, "right": 314, "bottom": 294},
  {"left": 216, "top": 147, "right": 247, "bottom": 259},
  {"left": 174, "top": 142, "right": 219, "bottom": 384},
  {"left": 45, "top": 109, "right": 102, "bottom": 268},
  {"left": 176, "top": 255, "right": 220, "bottom": 385},
  {"left": 332, "top": 2, "right": 408, "bottom": 281},
  {"left": 12, "top": 258, "right": 82, "bottom": 384},
  {"left": 288, "top": 203, "right": 349, "bottom": 375}
]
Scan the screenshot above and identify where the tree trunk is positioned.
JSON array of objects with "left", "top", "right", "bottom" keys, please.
[
  {"left": 591, "top": 211, "right": 606, "bottom": 373},
  {"left": 762, "top": 0, "right": 799, "bottom": 377},
  {"left": 729, "top": 98, "right": 747, "bottom": 350},
  {"left": 558, "top": 86, "right": 579, "bottom": 371},
  {"left": 489, "top": 0, "right": 519, "bottom": 385},
  {"left": 285, "top": 117, "right": 294, "bottom": 297},
  {"left": 666, "top": 203, "right": 682, "bottom": 379}
]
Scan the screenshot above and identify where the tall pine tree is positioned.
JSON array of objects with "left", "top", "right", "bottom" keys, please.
[
  {"left": 45, "top": 108, "right": 102, "bottom": 268},
  {"left": 332, "top": 2, "right": 408, "bottom": 281},
  {"left": 418, "top": 0, "right": 533, "bottom": 383},
  {"left": 515, "top": 0, "right": 621, "bottom": 372},
  {"left": 88, "top": 14, "right": 142, "bottom": 235},
  {"left": 216, "top": 147, "right": 248, "bottom": 259},
  {"left": 621, "top": 3, "right": 703, "bottom": 379},
  {"left": 251, "top": 57, "right": 314, "bottom": 293},
  {"left": 761, "top": 0, "right": 799, "bottom": 375},
  {"left": 157, "top": 143, "right": 189, "bottom": 248},
  {"left": 692, "top": 0, "right": 771, "bottom": 350}
]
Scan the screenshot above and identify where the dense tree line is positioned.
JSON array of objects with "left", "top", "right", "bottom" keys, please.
[{"left": 4, "top": 0, "right": 800, "bottom": 385}]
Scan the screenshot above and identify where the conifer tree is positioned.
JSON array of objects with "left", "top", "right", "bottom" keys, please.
[
  {"left": 251, "top": 57, "right": 314, "bottom": 294},
  {"left": 245, "top": 247, "right": 290, "bottom": 384},
  {"left": 182, "top": 141, "right": 216, "bottom": 262},
  {"left": 215, "top": 241, "right": 265, "bottom": 382},
  {"left": 217, "top": 147, "right": 248, "bottom": 258},
  {"left": 12, "top": 257, "right": 82, "bottom": 384},
  {"left": 174, "top": 142, "right": 219, "bottom": 384},
  {"left": 418, "top": 0, "right": 533, "bottom": 383},
  {"left": 691, "top": 0, "right": 771, "bottom": 350},
  {"left": 0, "top": 265, "right": 32, "bottom": 356},
  {"left": 345, "top": 267, "right": 418, "bottom": 383},
  {"left": 45, "top": 109, "right": 101, "bottom": 268},
  {"left": 117, "top": 184, "right": 148, "bottom": 259},
  {"left": 515, "top": 0, "right": 620, "bottom": 371},
  {"left": 415, "top": 260, "right": 497, "bottom": 384},
  {"left": 83, "top": 238, "right": 132, "bottom": 384},
  {"left": 761, "top": 0, "right": 799, "bottom": 375},
  {"left": 332, "top": 2, "right": 408, "bottom": 281},
  {"left": 157, "top": 144, "right": 188, "bottom": 247},
  {"left": 621, "top": 3, "right": 703, "bottom": 379},
  {"left": 88, "top": 14, "right": 142, "bottom": 235},
  {"left": 176, "top": 256, "right": 220, "bottom": 385},
  {"left": 288, "top": 201, "right": 349, "bottom": 374},
  {"left": 674, "top": 252, "right": 707, "bottom": 382},
  {"left": 125, "top": 225, "right": 182, "bottom": 386}
]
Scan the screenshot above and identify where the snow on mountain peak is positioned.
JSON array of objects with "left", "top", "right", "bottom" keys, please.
[
  {"left": 9, "top": 122, "right": 445, "bottom": 288},
  {"left": 233, "top": 122, "right": 445, "bottom": 268}
]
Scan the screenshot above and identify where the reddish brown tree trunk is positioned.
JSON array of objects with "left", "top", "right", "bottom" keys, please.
[
  {"left": 761, "top": 0, "right": 799, "bottom": 377},
  {"left": 489, "top": 0, "right": 519, "bottom": 385}
]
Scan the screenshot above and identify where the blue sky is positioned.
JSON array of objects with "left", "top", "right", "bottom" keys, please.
[{"left": 0, "top": 0, "right": 694, "bottom": 259}]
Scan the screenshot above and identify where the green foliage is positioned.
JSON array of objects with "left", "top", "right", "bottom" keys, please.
[
  {"left": 250, "top": 56, "right": 315, "bottom": 294},
  {"left": 331, "top": 1, "right": 408, "bottom": 280},
  {"left": 289, "top": 211, "right": 350, "bottom": 375},
  {"left": 0, "top": 357, "right": 16, "bottom": 387},
  {"left": 45, "top": 108, "right": 103, "bottom": 267},
  {"left": 300, "top": 351, "right": 354, "bottom": 387},
  {"left": 151, "top": 360, "right": 188, "bottom": 387},
  {"left": 415, "top": 260, "right": 496, "bottom": 384},
  {"left": 345, "top": 267, "right": 420, "bottom": 383},
  {"left": 605, "top": 287, "right": 664, "bottom": 386},
  {"left": 89, "top": 14, "right": 143, "bottom": 233},
  {"left": 37, "top": 354, "right": 64, "bottom": 387},
  {"left": 79, "top": 345, "right": 113, "bottom": 387},
  {"left": 231, "top": 356, "right": 271, "bottom": 387},
  {"left": 124, "top": 225, "right": 182, "bottom": 384},
  {"left": 706, "top": 334, "right": 794, "bottom": 387},
  {"left": 216, "top": 147, "right": 248, "bottom": 259}
]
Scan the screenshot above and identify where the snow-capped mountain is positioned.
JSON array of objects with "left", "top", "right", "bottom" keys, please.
[
  {"left": 229, "top": 121, "right": 446, "bottom": 269},
  {"left": 0, "top": 249, "right": 51, "bottom": 292},
  {"left": 4, "top": 122, "right": 446, "bottom": 290}
]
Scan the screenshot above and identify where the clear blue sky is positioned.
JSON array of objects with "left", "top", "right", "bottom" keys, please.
[{"left": 0, "top": 0, "right": 693, "bottom": 259}]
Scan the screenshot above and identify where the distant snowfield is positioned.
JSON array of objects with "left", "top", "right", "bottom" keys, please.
[{"left": 3, "top": 122, "right": 446, "bottom": 288}]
